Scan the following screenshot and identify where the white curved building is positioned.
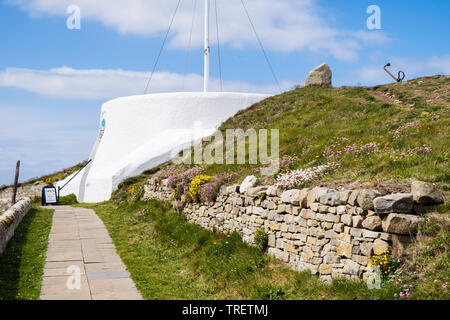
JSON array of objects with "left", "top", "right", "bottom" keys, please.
[{"left": 56, "top": 92, "right": 269, "bottom": 202}]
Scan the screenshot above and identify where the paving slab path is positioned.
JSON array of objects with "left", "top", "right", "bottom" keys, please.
[{"left": 40, "top": 206, "right": 143, "bottom": 300}]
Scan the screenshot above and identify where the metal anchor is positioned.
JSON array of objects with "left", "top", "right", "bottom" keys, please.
[{"left": 384, "top": 62, "right": 405, "bottom": 82}]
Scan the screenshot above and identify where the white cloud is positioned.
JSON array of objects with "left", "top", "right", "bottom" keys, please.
[
  {"left": 6, "top": 0, "right": 390, "bottom": 61},
  {"left": 344, "top": 56, "right": 450, "bottom": 86},
  {"left": 0, "top": 67, "right": 296, "bottom": 100}
]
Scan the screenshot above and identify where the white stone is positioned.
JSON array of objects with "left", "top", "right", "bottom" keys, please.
[{"left": 304, "top": 63, "right": 332, "bottom": 87}]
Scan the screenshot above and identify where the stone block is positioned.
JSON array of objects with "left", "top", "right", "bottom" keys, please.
[
  {"left": 374, "top": 193, "right": 414, "bottom": 214},
  {"left": 382, "top": 213, "right": 422, "bottom": 235},
  {"left": 362, "top": 216, "right": 382, "bottom": 231}
]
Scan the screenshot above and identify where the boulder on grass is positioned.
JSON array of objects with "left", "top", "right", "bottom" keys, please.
[{"left": 304, "top": 63, "right": 332, "bottom": 88}]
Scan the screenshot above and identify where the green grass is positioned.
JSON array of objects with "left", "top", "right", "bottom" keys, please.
[
  {"left": 58, "top": 193, "right": 78, "bottom": 205},
  {"left": 0, "top": 205, "right": 54, "bottom": 300},
  {"left": 209, "top": 76, "right": 450, "bottom": 191},
  {"left": 77, "top": 199, "right": 449, "bottom": 300}
]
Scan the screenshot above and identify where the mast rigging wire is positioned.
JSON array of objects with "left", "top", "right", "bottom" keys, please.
[
  {"left": 214, "top": 0, "right": 223, "bottom": 92},
  {"left": 183, "top": 0, "right": 197, "bottom": 91},
  {"left": 240, "top": 0, "right": 282, "bottom": 93},
  {"left": 144, "top": 0, "right": 182, "bottom": 94}
]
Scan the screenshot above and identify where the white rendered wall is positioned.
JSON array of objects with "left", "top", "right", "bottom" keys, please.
[{"left": 57, "top": 92, "right": 269, "bottom": 203}]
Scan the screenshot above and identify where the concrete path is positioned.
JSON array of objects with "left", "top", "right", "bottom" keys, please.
[{"left": 40, "top": 206, "right": 142, "bottom": 300}]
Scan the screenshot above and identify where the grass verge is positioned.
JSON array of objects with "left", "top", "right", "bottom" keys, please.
[{"left": 0, "top": 205, "right": 54, "bottom": 300}]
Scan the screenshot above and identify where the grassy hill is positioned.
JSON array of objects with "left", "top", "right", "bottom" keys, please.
[
  {"left": 116, "top": 75, "right": 449, "bottom": 210},
  {"left": 212, "top": 75, "right": 448, "bottom": 188}
]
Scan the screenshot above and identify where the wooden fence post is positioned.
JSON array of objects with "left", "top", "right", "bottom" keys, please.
[{"left": 11, "top": 160, "right": 20, "bottom": 205}]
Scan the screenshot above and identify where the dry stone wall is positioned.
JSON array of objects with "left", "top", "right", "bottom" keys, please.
[
  {"left": 143, "top": 177, "right": 441, "bottom": 282},
  {"left": 0, "top": 198, "right": 32, "bottom": 255}
]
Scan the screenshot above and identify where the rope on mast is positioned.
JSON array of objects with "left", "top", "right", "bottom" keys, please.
[
  {"left": 144, "top": 0, "right": 182, "bottom": 94},
  {"left": 240, "top": 0, "right": 282, "bottom": 93},
  {"left": 183, "top": 0, "right": 198, "bottom": 91},
  {"left": 214, "top": 0, "right": 223, "bottom": 92}
]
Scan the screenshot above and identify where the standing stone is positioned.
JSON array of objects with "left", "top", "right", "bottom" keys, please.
[
  {"left": 373, "top": 193, "right": 414, "bottom": 214},
  {"left": 304, "top": 63, "right": 332, "bottom": 87},
  {"left": 411, "top": 181, "right": 445, "bottom": 205}
]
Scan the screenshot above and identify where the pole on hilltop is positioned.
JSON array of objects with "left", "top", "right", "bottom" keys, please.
[{"left": 11, "top": 160, "right": 20, "bottom": 205}]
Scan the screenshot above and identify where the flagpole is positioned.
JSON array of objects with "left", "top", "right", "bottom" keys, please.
[{"left": 203, "top": 0, "right": 210, "bottom": 92}]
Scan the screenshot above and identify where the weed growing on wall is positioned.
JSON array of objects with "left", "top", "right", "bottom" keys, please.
[
  {"left": 253, "top": 227, "right": 269, "bottom": 252},
  {"left": 368, "top": 250, "right": 400, "bottom": 282},
  {"left": 187, "top": 175, "right": 211, "bottom": 202}
]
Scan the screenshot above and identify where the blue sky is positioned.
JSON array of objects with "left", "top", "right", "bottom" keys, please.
[{"left": 0, "top": 0, "right": 449, "bottom": 185}]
